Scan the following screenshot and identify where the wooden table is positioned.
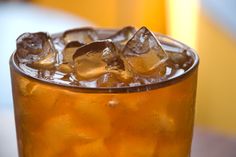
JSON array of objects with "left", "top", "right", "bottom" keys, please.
[{"left": 191, "top": 128, "right": 236, "bottom": 157}]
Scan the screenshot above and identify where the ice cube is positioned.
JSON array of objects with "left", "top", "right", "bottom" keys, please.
[
  {"left": 62, "top": 41, "right": 84, "bottom": 63},
  {"left": 16, "top": 79, "right": 59, "bottom": 130},
  {"left": 74, "top": 139, "right": 110, "bottom": 157},
  {"left": 139, "top": 111, "right": 175, "bottom": 134},
  {"left": 152, "top": 111, "right": 175, "bottom": 133},
  {"left": 72, "top": 40, "right": 129, "bottom": 80},
  {"left": 96, "top": 73, "right": 125, "bottom": 87},
  {"left": 106, "top": 134, "right": 156, "bottom": 157},
  {"left": 108, "top": 26, "right": 136, "bottom": 42},
  {"left": 52, "top": 35, "right": 65, "bottom": 53},
  {"left": 44, "top": 115, "right": 83, "bottom": 140},
  {"left": 107, "top": 26, "right": 136, "bottom": 51},
  {"left": 166, "top": 49, "right": 193, "bottom": 70},
  {"left": 113, "top": 108, "right": 175, "bottom": 136},
  {"left": 56, "top": 63, "right": 73, "bottom": 74},
  {"left": 62, "top": 27, "right": 98, "bottom": 44},
  {"left": 38, "top": 114, "right": 92, "bottom": 157},
  {"left": 123, "top": 26, "right": 168, "bottom": 75},
  {"left": 20, "top": 132, "right": 56, "bottom": 157},
  {"left": 33, "top": 53, "right": 56, "bottom": 69},
  {"left": 119, "top": 136, "right": 156, "bottom": 157},
  {"left": 16, "top": 32, "right": 57, "bottom": 68},
  {"left": 43, "top": 114, "right": 97, "bottom": 149},
  {"left": 16, "top": 77, "right": 37, "bottom": 96},
  {"left": 163, "top": 50, "right": 193, "bottom": 78},
  {"left": 72, "top": 94, "right": 111, "bottom": 138}
]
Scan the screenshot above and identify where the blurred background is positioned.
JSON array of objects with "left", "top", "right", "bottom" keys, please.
[{"left": 1, "top": 0, "right": 236, "bottom": 157}]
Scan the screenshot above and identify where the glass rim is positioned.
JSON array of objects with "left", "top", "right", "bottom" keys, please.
[{"left": 10, "top": 30, "right": 199, "bottom": 93}]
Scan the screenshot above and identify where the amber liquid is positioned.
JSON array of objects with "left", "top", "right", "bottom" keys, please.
[{"left": 11, "top": 62, "right": 197, "bottom": 157}]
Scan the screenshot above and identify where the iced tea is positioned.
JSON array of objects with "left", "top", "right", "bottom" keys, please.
[{"left": 10, "top": 26, "right": 199, "bottom": 157}]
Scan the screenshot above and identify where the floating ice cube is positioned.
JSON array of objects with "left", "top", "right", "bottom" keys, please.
[
  {"left": 107, "top": 134, "right": 156, "bottom": 157},
  {"left": 16, "top": 32, "right": 57, "bottom": 69},
  {"left": 72, "top": 40, "right": 129, "bottom": 81},
  {"left": 62, "top": 41, "right": 84, "bottom": 63},
  {"left": 62, "top": 27, "right": 98, "bottom": 44},
  {"left": 123, "top": 27, "right": 168, "bottom": 75},
  {"left": 74, "top": 139, "right": 110, "bottom": 157},
  {"left": 107, "top": 26, "right": 136, "bottom": 51}
]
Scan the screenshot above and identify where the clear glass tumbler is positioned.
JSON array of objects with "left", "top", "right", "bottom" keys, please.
[{"left": 10, "top": 32, "right": 199, "bottom": 157}]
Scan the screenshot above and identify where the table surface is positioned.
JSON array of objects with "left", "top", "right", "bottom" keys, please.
[
  {"left": 191, "top": 128, "right": 236, "bottom": 157},
  {"left": 1, "top": 110, "right": 236, "bottom": 157}
]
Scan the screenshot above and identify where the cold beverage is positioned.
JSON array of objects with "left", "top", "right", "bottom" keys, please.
[{"left": 10, "top": 26, "right": 199, "bottom": 157}]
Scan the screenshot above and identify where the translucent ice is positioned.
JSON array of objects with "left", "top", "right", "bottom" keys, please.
[
  {"left": 72, "top": 40, "right": 130, "bottom": 81},
  {"left": 107, "top": 26, "right": 136, "bottom": 51},
  {"left": 62, "top": 41, "right": 84, "bottom": 63},
  {"left": 16, "top": 32, "right": 57, "bottom": 69},
  {"left": 123, "top": 27, "right": 168, "bottom": 75},
  {"left": 62, "top": 27, "right": 98, "bottom": 44}
]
